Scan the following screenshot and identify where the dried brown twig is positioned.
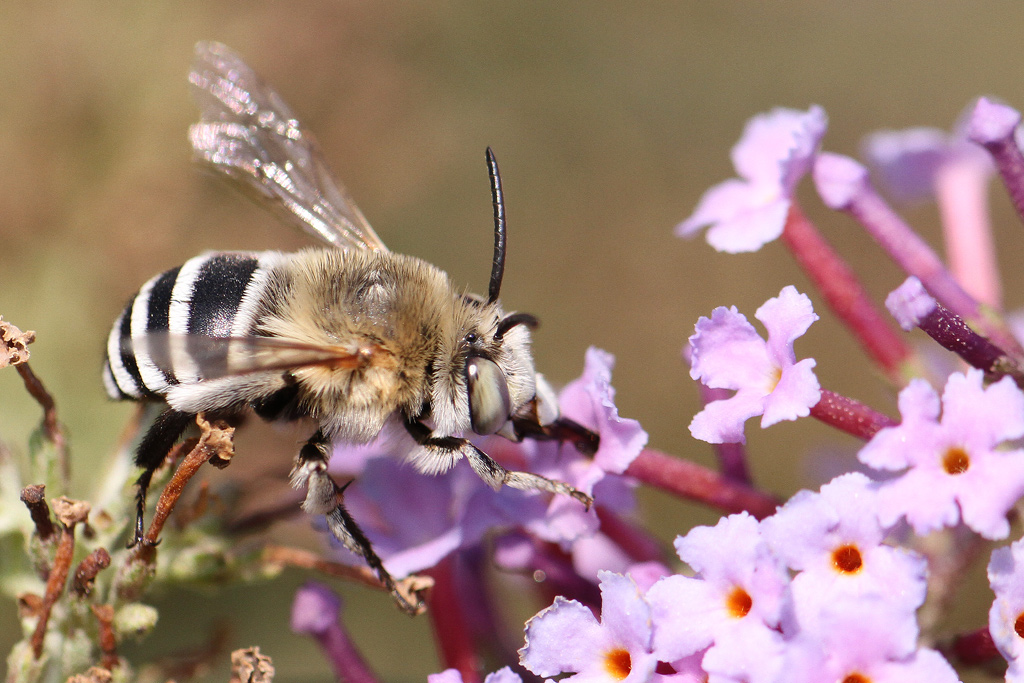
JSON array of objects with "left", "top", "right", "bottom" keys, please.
[
  {"left": 65, "top": 667, "right": 113, "bottom": 683},
  {"left": 72, "top": 548, "right": 112, "bottom": 597},
  {"left": 262, "top": 544, "right": 432, "bottom": 614},
  {"left": 133, "top": 415, "right": 235, "bottom": 563},
  {"left": 29, "top": 497, "right": 91, "bottom": 658},
  {"left": 230, "top": 647, "right": 275, "bottom": 683},
  {"left": 20, "top": 485, "right": 56, "bottom": 542},
  {"left": 2, "top": 316, "right": 70, "bottom": 488},
  {"left": 90, "top": 604, "right": 120, "bottom": 670},
  {"left": 0, "top": 316, "right": 33, "bottom": 368}
]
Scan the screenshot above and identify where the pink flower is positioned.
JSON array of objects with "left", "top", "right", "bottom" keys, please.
[
  {"left": 677, "top": 106, "right": 827, "bottom": 253},
  {"left": 688, "top": 286, "right": 820, "bottom": 444},
  {"left": 647, "top": 513, "right": 790, "bottom": 676},
  {"left": 520, "top": 571, "right": 659, "bottom": 683},
  {"left": 761, "top": 473, "right": 926, "bottom": 636},
  {"left": 859, "top": 370, "right": 1024, "bottom": 539}
]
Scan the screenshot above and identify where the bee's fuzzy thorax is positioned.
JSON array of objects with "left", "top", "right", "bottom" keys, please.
[{"left": 255, "top": 248, "right": 457, "bottom": 440}]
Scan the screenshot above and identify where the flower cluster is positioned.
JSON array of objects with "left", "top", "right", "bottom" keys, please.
[
  {"left": 519, "top": 479, "right": 953, "bottom": 683},
  {"left": 407, "top": 99, "right": 1024, "bottom": 683},
  {"left": 15, "top": 92, "right": 1024, "bottom": 683}
]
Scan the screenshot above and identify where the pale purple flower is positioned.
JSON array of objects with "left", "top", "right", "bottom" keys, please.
[
  {"left": 966, "top": 96, "right": 1022, "bottom": 146},
  {"left": 677, "top": 106, "right": 827, "bottom": 253},
  {"left": 333, "top": 456, "right": 496, "bottom": 577},
  {"left": 885, "top": 276, "right": 937, "bottom": 331},
  {"left": 965, "top": 97, "right": 1024, "bottom": 231},
  {"left": 862, "top": 122, "right": 992, "bottom": 205},
  {"left": 520, "top": 571, "right": 659, "bottom": 683},
  {"left": 555, "top": 347, "right": 649, "bottom": 488},
  {"left": 325, "top": 347, "right": 645, "bottom": 575},
  {"left": 688, "top": 286, "right": 821, "bottom": 444},
  {"left": 291, "top": 582, "right": 342, "bottom": 636},
  {"left": 647, "top": 513, "right": 790, "bottom": 668},
  {"left": 760, "top": 473, "right": 926, "bottom": 637},
  {"left": 887, "top": 276, "right": 1011, "bottom": 378},
  {"left": 859, "top": 369, "right": 1024, "bottom": 539},
  {"left": 486, "top": 347, "right": 645, "bottom": 551},
  {"left": 988, "top": 537, "right": 1024, "bottom": 681},
  {"left": 782, "top": 596, "right": 959, "bottom": 683}
]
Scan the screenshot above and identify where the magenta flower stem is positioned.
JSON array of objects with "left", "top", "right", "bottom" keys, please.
[
  {"left": 985, "top": 135, "right": 1024, "bottom": 223},
  {"left": 595, "top": 507, "right": 669, "bottom": 564},
  {"left": 914, "top": 298, "right": 1024, "bottom": 386},
  {"left": 316, "top": 622, "right": 378, "bottom": 683},
  {"left": 947, "top": 627, "right": 1000, "bottom": 667},
  {"left": 782, "top": 203, "right": 913, "bottom": 383},
  {"left": 935, "top": 160, "right": 1001, "bottom": 309},
  {"left": 967, "top": 97, "right": 1024, "bottom": 229},
  {"left": 843, "top": 178, "right": 1022, "bottom": 358},
  {"left": 290, "top": 583, "right": 379, "bottom": 683},
  {"left": 426, "top": 556, "right": 483, "bottom": 683},
  {"left": 809, "top": 389, "right": 897, "bottom": 441},
  {"left": 625, "top": 449, "right": 779, "bottom": 519},
  {"left": 454, "top": 548, "right": 519, "bottom": 667}
]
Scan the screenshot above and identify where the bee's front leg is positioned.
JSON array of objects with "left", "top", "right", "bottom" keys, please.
[
  {"left": 289, "top": 429, "right": 419, "bottom": 615},
  {"left": 404, "top": 419, "right": 593, "bottom": 508},
  {"left": 511, "top": 414, "right": 600, "bottom": 455}
]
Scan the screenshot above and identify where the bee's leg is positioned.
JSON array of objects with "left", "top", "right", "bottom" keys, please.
[
  {"left": 130, "top": 408, "right": 196, "bottom": 548},
  {"left": 290, "top": 429, "right": 417, "bottom": 614},
  {"left": 404, "top": 419, "right": 593, "bottom": 508},
  {"left": 511, "top": 415, "right": 600, "bottom": 456}
]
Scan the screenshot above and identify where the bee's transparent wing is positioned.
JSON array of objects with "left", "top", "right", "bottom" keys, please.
[
  {"left": 134, "top": 332, "right": 392, "bottom": 384},
  {"left": 188, "top": 41, "right": 388, "bottom": 252}
]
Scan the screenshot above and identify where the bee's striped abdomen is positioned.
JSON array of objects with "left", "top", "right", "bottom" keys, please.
[{"left": 103, "top": 251, "right": 283, "bottom": 401}]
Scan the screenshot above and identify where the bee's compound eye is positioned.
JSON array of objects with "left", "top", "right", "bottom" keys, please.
[{"left": 466, "top": 356, "right": 511, "bottom": 435}]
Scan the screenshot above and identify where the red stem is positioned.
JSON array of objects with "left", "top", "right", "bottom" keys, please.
[
  {"left": 595, "top": 507, "right": 666, "bottom": 564},
  {"left": 810, "top": 389, "right": 897, "bottom": 441},
  {"left": 781, "top": 204, "right": 911, "bottom": 383},
  {"left": 426, "top": 556, "right": 481, "bottom": 683},
  {"left": 625, "top": 449, "right": 779, "bottom": 519},
  {"left": 947, "top": 627, "right": 1000, "bottom": 666}
]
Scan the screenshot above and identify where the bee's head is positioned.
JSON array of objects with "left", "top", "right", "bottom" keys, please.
[
  {"left": 431, "top": 148, "right": 543, "bottom": 438},
  {"left": 461, "top": 309, "right": 538, "bottom": 435}
]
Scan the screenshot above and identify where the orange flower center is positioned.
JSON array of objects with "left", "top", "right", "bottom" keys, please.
[
  {"left": 942, "top": 446, "right": 970, "bottom": 475},
  {"left": 1015, "top": 612, "right": 1024, "bottom": 639},
  {"left": 604, "top": 648, "right": 631, "bottom": 681},
  {"left": 832, "top": 544, "right": 863, "bottom": 574},
  {"left": 726, "top": 586, "right": 753, "bottom": 618},
  {"left": 841, "top": 674, "right": 871, "bottom": 683}
]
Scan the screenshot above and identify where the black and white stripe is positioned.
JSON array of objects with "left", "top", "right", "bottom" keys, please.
[{"left": 103, "top": 251, "right": 284, "bottom": 401}]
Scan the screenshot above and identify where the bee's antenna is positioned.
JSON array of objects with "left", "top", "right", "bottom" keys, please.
[{"left": 486, "top": 147, "right": 506, "bottom": 304}]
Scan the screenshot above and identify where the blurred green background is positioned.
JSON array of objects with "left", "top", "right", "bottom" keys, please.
[{"left": 3, "top": 2, "right": 1024, "bottom": 681}]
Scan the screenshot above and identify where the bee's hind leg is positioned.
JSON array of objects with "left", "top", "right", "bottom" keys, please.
[
  {"left": 404, "top": 419, "right": 593, "bottom": 508},
  {"left": 130, "top": 408, "right": 197, "bottom": 548},
  {"left": 290, "top": 429, "right": 418, "bottom": 614}
]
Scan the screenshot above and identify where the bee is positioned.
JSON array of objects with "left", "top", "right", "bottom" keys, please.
[{"left": 103, "top": 42, "right": 598, "bottom": 613}]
